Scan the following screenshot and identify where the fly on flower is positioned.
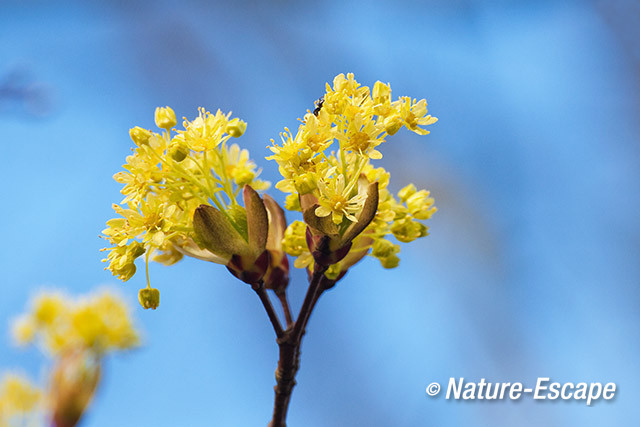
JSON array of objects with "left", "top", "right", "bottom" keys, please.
[{"left": 313, "top": 96, "right": 324, "bottom": 116}]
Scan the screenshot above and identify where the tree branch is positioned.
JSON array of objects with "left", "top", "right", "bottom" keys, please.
[
  {"left": 276, "top": 290, "right": 294, "bottom": 328},
  {"left": 268, "top": 264, "right": 328, "bottom": 427},
  {"left": 253, "top": 282, "right": 284, "bottom": 338},
  {"left": 292, "top": 264, "right": 328, "bottom": 344}
]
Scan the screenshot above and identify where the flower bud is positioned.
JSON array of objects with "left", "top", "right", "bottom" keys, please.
[
  {"left": 226, "top": 250, "right": 270, "bottom": 285},
  {"left": 391, "top": 219, "right": 428, "bottom": 243},
  {"left": 380, "top": 254, "right": 400, "bottom": 269},
  {"left": 50, "top": 350, "right": 100, "bottom": 427},
  {"left": 406, "top": 190, "right": 436, "bottom": 220},
  {"left": 193, "top": 186, "right": 270, "bottom": 285},
  {"left": 226, "top": 118, "right": 247, "bottom": 138},
  {"left": 398, "top": 183, "right": 417, "bottom": 202},
  {"left": 12, "top": 316, "right": 36, "bottom": 345},
  {"left": 33, "top": 294, "right": 65, "bottom": 326},
  {"left": 138, "top": 287, "right": 160, "bottom": 310},
  {"left": 129, "top": 241, "right": 146, "bottom": 258},
  {"left": 169, "top": 144, "right": 188, "bottom": 162},
  {"left": 263, "top": 195, "right": 290, "bottom": 292},
  {"left": 129, "top": 126, "right": 152, "bottom": 145},
  {"left": 324, "top": 264, "right": 342, "bottom": 280},
  {"left": 372, "top": 81, "right": 391, "bottom": 105},
  {"left": 282, "top": 221, "right": 307, "bottom": 256},
  {"left": 155, "top": 106, "right": 177, "bottom": 129},
  {"left": 383, "top": 114, "right": 403, "bottom": 135},
  {"left": 294, "top": 173, "right": 317, "bottom": 194},
  {"left": 233, "top": 168, "right": 255, "bottom": 187},
  {"left": 371, "top": 238, "right": 398, "bottom": 259},
  {"left": 284, "top": 193, "right": 301, "bottom": 211},
  {"left": 305, "top": 227, "right": 352, "bottom": 267},
  {"left": 263, "top": 255, "right": 289, "bottom": 293}
]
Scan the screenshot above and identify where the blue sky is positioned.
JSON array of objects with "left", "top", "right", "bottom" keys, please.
[{"left": 1, "top": 1, "right": 639, "bottom": 425}]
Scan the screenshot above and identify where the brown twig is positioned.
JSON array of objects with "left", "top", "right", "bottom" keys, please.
[
  {"left": 276, "top": 290, "right": 294, "bottom": 328},
  {"left": 253, "top": 281, "right": 284, "bottom": 338},
  {"left": 268, "top": 264, "right": 328, "bottom": 427},
  {"left": 291, "top": 266, "right": 327, "bottom": 344}
]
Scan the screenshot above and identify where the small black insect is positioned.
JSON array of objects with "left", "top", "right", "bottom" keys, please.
[{"left": 312, "top": 96, "right": 324, "bottom": 116}]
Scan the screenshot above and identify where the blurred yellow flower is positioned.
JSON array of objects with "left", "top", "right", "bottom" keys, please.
[
  {"left": 0, "top": 373, "right": 41, "bottom": 425},
  {"left": 12, "top": 289, "right": 139, "bottom": 356}
]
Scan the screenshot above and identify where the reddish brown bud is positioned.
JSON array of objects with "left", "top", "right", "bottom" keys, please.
[
  {"left": 226, "top": 250, "right": 270, "bottom": 285},
  {"left": 305, "top": 227, "right": 352, "bottom": 267}
]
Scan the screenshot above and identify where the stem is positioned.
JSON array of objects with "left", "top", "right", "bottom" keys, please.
[
  {"left": 53, "top": 413, "right": 81, "bottom": 427},
  {"left": 276, "top": 291, "right": 294, "bottom": 328},
  {"left": 253, "top": 282, "right": 284, "bottom": 338},
  {"left": 269, "top": 264, "right": 328, "bottom": 427},
  {"left": 308, "top": 276, "right": 335, "bottom": 322},
  {"left": 292, "top": 265, "right": 328, "bottom": 343},
  {"left": 268, "top": 338, "right": 298, "bottom": 427}
]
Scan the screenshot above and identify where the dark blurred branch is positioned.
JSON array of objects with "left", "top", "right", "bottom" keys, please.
[
  {"left": 596, "top": 0, "right": 640, "bottom": 68},
  {"left": 0, "top": 68, "right": 54, "bottom": 117}
]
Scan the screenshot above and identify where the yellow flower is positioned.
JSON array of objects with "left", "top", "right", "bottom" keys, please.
[
  {"left": 138, "top": 287, "right": 160, "bottom": 310},
  {"left": 371, "top": 238, "right": 400, "bottom": 269},
  {"left": 129, "top": 126, "right": 152, "bottom": 145},
  {"left": 11, "top": 316, "right": 36, "bottom": 346},
  {"left": 0, "top": 373, "right": 41, "bottom": 417},
  {"left": 155, "top": 106, "right": 177, "bottom": 129},
  {"left": 101, "top": 240, "right": 145, "bottom": 282},
  {"left": 32, "top": 293, "right": 66, "bottom": 326},
  {"left": 282, "top": 221, "right": 307, "bottom": 256},
  {"left": 226, "top": 117, "right": 247, "bottom": 138},
  {"left": 394, "top": 97, "right": 438, "bottom": 135},
  {"left": 113, "top": 152, "right": 163, "bottom": 205},
  {"left": 315, "top": 173, "right": 368, "bottom": 224},
  {"left": 224, "top": 143, "right": 270, "bottom": 190},
  {"left": 270, "top": 73, "right": 438, "bottom": 275},
  {"left": 179, "top": 107, "right": 229, "bottom": 151},
  {"left": 337, "top": 112, "right": 386, "bottom": 159},
  {"left": 405, "top": 189, "right": 437, "bottom": 220},
  {"left": 12, "top": 289, "right": 140, "bottom": 356},
  {"left": 103, "top": 107, "right": 270, "bottom": 295}
]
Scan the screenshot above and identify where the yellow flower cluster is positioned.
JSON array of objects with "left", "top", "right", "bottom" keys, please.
[
  {"left": 102, "top": 106, "right": 269, "bottom": 286},
  {"left": 0, "top": 373, "right": 41, "bottom": 426},
  {"left": 12, "top": 290, "right": 139, "bottom": 356},
  {"left": 270, "top": 73, "right": 437, "bottom": 274}
]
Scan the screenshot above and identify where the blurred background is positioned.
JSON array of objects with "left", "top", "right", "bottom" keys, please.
[{"left": 1, "top": 0, "right": 639, "bottom": 425}]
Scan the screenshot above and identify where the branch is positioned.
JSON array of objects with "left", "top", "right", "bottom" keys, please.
[
  {"left": 292, "top": 264, "right": 327, "bottom": 344},
  {"left": 276, "top": 290, "right": 294, "bottom": 328},
  {"left": 253, "top": 282, "right": 284, "bottom": 338},
  {"left": 311, "top": 276, "right": 335, "bottom": 313},
  {"left": 269, "top": 264, "right": 326, "bottom": 427}
]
